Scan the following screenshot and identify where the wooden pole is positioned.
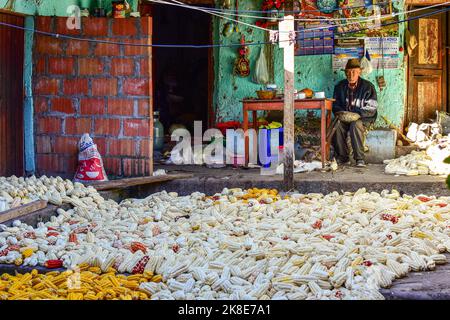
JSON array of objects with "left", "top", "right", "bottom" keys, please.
[
  {"left": 147, "top": 16, "right": 154, "bottom": 176},
  {"left": 279, "top": 15, "right": 295, "bottom": 191}
]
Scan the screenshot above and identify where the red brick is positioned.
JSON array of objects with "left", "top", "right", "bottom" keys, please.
[
  {"left": 34, "top": 97, "right": 49, "bottom": 114},
  {"left": 35, "top": 57, "right": 46, "bottom": 74},
  {"left": 108, "top": 139, "right": 136, "bottom": 157},
  {"left": 92, "top": 137, "right": 107, "bottom": 155},
  {"left": 124, "top": 38, "right": 149, "bottom": 56},
  {"left": 56, "top": 17, "right": 82, "bottom": 35},
  {"left": 124, "top": 119, "right": 150, "bottom": 137},
  {"left": 94, "top": 40, "right": 121, "bottom": 56},
  {"left": 79, "top": 58, "right": 104, "bottom": 75},
  {"left": 83, "top": 17, "right": 109, "bottom": 37},
  {"left": 141, "top": 17, "right": 152, "bottom": 35},
  {"left": 48, "top": 57, "right": 75, "bottom": 75},
  {"left": 139, "top": 139, "right": 151, "bottom": 157},
  {"left": 107, "top": 99, "right": 134, "bottom": 116},
  {"left": 35, "top": 16, "right": 53, "bottom": 33},
  {"left": 37, "top": 154, "right": 64, "bottom": 174},
  {"left": 36, "top": 136, "right": 52, "bottom": 153},
  {"left": 137, "top": 99, "right": 150, "bottom": 117},
  {"left": 92, "top": 78, "right": 118, "bottom": 96},
  {"left": 63, "top": 156, "right": 78, "bottom": 174},
  {"left": 94, "top": 118, "right": 121, "bottom": 136},
  {"left": 111, "top": 58, "right": 135, "bottom": 76},
  {"left": 80, "top": 98, "right": 105, "bottom": 115},
  {"left": 35, "top": 35, "right": 63, "bottom": 55},
  {"left": 34, "top": 78, "right": 59, "bottom": 95},
  {"left": 63, "top": 79, "right": 89, "bottom": 95},
  {"left": 122, "top": 158, "right": 146, "bottom": 177},
  {"left": 66, "top": 40, "right": 90, "bottom": 55},
  {"left": 103, "top": 157, "right": 121, "bottom": 175},
  {"left": 54, "top": 136, "right": 79, "bottom": 154},
  {"left": 65, "top": 117, "right": 92, "bottom": 135},
  {"left": 123, "top": 78, "right": 149, "bottom": 96},
  {"left": 112, "top": 19, "right": 138, "bottom": 36},
  {"left": 140, "top": 58, "right": 150, "bottom": 76},
  {"left": 51, "top": 97, "right": 75, "bottom": 114},
  {"left": 37, "top": 117, "right": 61, "bottom": 134}
]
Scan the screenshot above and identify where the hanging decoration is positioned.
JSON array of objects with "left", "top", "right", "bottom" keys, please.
[
  {"left": 255, "top": 0, "right": 286, "bottom": 28},
  {"left": 234, "top": 35, "right": 251, "bottom": 77}
]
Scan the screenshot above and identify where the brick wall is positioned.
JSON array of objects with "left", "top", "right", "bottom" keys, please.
[{"left": 33, "top": 17, "right": 153, "bottom": 178}]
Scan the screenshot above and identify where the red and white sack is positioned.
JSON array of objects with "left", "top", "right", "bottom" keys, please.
[{"left": 74, "top": 134, "right": 108, "bottom": 182}]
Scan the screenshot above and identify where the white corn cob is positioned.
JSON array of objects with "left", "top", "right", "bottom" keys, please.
[
  {"left": 308, "top": 281, "right": 322, "bottom": 297},
  {"left": 430, "top": 254, "right": 447, "bottom": 264}
]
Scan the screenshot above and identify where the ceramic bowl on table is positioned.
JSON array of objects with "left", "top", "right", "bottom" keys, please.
[{"left": 256, "top": 90, "right": 277, "bottom": 100}]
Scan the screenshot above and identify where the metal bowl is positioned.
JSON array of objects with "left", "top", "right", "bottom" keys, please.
[{"left": 336, "top": 111, "right": 361, "bottom": 123}]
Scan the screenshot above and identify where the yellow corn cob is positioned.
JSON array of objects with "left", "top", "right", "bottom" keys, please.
[
  {"left": 14, "top": 258, "right": 23, "bottom": 266},
  {"left": 109, "top": 275, "right": 121, "bottom": 287},
  {"left": 151, "top": 275, "right": 162, "bottom": 283},
  {"left": 21, "top": 248, "right": 34, "bottom": 258},
  {"left": 126, "top": 275, "right": 142, "bottom": 282},
  {"left": 351, "top": 256, "right": 363, "bottom": 267},
  {"left": 45, "top": 271, "right": 60, "bottom": 277},
  {"left": 114, "top": 286, "right": 127, "bottom": 295},
  {"left": 123, "top": 281, "right": 139, "bottom": 290},
  {"left": 88, "top": 267, "right": 102, "bottom": 274}
]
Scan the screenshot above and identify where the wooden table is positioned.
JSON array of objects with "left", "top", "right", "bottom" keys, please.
[{"left": 242, "top": 98, "right": 334, "bottom": 168}]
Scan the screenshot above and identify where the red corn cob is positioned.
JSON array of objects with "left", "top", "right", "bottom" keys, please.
[
  {"left": 130, "top": 242, "right": 147, "bottom": 254},
  {"left": 44, "top": 259, "right": 63, "bottom": 269},
  {"left": 68, "top": 233, "right": 78, "bottom": 244},
  {"left": 312, "top": 220, "right": 322, "bottom": 229},
  {"left": 322, "top": 234, "right": 334, "bottom": 241},
  {"left": 131, "top": 256, "right": 150, "bottom": 274},
  {"left": 418, "top": 196, "right": 432, "bottom": 202},
  {"left": 46, "top": 232, "right": 59, "bottom": 237},
  {"left": 23, "top": 231, "right": 36, "bottom": 239},
  {"left": 172, "top": 244, "right": 180, "bottom": 253}
]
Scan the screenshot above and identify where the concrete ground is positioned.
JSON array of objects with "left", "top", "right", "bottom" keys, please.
[{"left": 147, "top": 163, "right": 450, "bottom": 197}]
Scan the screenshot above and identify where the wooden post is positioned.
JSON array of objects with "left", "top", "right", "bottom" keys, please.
[
  {"left": 147, "top": 16, "right": 154, "bottom": 176},
  {"left": 279, "top": 15, "right": 295, "bottom": 191}
]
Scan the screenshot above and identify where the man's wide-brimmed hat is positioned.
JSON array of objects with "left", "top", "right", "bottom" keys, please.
[{"left": 345, "top": 58, "right": 361, "bottom": 70}]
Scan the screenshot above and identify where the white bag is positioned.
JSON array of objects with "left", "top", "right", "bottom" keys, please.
[
  {"left": 360, "top": 50, "right": 373, "bottom": 76},
  {"left": 253, "top": 46, "right": 270, "bottom": 84},
  {"left": 74, "top": 134, "right": 108, "bottom": 182}
]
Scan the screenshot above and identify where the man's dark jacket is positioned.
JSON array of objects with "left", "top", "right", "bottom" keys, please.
[{"left": 332, "top": 78, "right": 378, "bottom": 124}]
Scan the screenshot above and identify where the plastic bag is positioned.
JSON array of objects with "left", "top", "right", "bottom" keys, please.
[
  {"left": 360, "top": 50, "right": 373, "bottom": 76},
  {"left": 253, "top": 46, "right": 269, "bottom": 84},
  {"left": 74, "top": 134, "right": 108, "bottom": 182}
]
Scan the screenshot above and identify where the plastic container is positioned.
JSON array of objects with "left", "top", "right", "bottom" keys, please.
[
  {"left": 153, "top": 111, "right": 164, "bottom": 152},
  {"left": 258, "top": 128, "right": 283, "bottom": 168}
]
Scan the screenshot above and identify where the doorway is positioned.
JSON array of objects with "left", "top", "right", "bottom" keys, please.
[
  {"left": 152, "top": 2, "right": 213, "bottom": 135},
  {"left": 0, "top": 10, "right": 24, "bottom": 176},
  {"left": 406, "top": 7, "right": 448, "bottom": 125}
]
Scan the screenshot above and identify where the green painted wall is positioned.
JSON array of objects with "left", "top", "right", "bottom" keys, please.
[
  {"left": 213, "top": 0, "right": 407, "bottom": 128},
  {"left": 0, "top": 0, "right": 139, "bottom": 16}
]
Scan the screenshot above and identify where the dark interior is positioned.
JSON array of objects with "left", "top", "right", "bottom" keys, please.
[{"left": 152, "top": 3, "right": 211, "bottom": 134}]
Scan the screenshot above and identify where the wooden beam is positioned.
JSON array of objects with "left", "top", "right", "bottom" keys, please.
[
  {"left": 279, "top": 15, "right": 295, "bottom": 191},
  {"left": 88, "top": 173, "right": 194, "bottom": 191},
  {"left": 146, "top": 16, "right": 154, "bottom": 176},
  {"left": 0, "top": 200, "right": 48, "bottom": 224}
]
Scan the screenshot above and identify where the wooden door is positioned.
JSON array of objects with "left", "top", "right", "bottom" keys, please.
[
  {"left": 407, "top": 8, "right": 447, "bottom": 124},
  {"left": 0, "top": 10, "right": 24, "bottom": 176}
]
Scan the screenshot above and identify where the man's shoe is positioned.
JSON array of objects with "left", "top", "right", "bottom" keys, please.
[
  {"left": 336, "top": 158, "right": 351, "bottom": 166},
  {"left": 356, "top": 160, "right": 366, "bottom": 167}
]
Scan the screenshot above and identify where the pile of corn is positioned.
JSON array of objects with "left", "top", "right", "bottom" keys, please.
[
  {"left": 0, "top": 264, "right": 161, "bottom": 300},
  {"left": 3, "top": 175, "right": 450, "bottom": 300}
]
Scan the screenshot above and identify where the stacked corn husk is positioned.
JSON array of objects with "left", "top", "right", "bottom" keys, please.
[{"left": 2, "top": 176, "right": 450, "bottom": 300}]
